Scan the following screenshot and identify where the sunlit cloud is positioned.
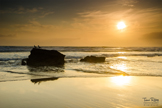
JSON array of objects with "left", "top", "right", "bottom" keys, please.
[{"left": 40, "top": 11, "right": 54, "bottom": 18}]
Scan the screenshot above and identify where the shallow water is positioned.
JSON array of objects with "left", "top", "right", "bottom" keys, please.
[{"left": 0, "top": 46, "right": 162, "bottom": 82}]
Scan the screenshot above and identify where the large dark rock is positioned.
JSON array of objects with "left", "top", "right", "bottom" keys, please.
[
  {"left": 26, "top": 48, "right": 65, "bottom": 66},
  {"left": 80, "top": 56, "right": 105, "bottom": 63}
]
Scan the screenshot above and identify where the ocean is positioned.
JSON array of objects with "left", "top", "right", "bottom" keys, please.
[{"left": 0, "top": 46, "right": 162, "bottom": 82}]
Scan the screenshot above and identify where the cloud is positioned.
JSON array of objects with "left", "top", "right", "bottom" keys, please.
[
  {"left": 135, "top": 0, "right": 162, "bottom": 9},
  {"left": 12, "top": 20, "right": 64, "bottom": 34},
  {"left": 29, "top": 20, "right": 41, "bottom": 26},
  {"left": 143, "top": 32, "right": 162, "bottom": 45},
  {"left": 0, "top": 7, "right": 41, "bottom": 14},
  {"left": 0, "top": 6, "right": 54, "bottom": 20},
  {"left": 26, "top": 8, "right": 38, "bottom": 13},
  {"left": 75, "top": 6, "right": 162, "bottom": 34},
  {"left": 0, "top": 34, "right": 16, "bottom": 38},
  {"left": 40, "top": 11, "right": 54, "bottom": 18},
  {"left": 144, "top": 32, "right": 162, "bottom": 40},
  {"left": 75, "top": 9, "right": 133, "bottom": 29},
  {"left": 117, "top": 0, "right": 138, "bottom": 7}
]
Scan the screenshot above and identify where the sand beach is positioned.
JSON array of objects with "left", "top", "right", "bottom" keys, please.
[{"left": 0, "top": 71, "right": 162, "bottom": 108}]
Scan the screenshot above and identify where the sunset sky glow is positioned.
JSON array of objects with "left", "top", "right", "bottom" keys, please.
[{"left": 0, "top": 0, "right": 162, "bottom": 46}]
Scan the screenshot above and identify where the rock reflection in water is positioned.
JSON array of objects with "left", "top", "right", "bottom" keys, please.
[{"left": 31, "top": 77, "right": 59, "bottom": 84}]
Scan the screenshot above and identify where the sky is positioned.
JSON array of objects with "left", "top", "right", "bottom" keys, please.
[{"left": 0, "top": 0, "right": 162, "bottom": 46}]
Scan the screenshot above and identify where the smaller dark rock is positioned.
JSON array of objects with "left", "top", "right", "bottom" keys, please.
[
  {"left": 21, "top": 58, "right": 28, "bottom": 65},
  {"left": 80, "top": 56, "right": 105, "bottom": 63}
]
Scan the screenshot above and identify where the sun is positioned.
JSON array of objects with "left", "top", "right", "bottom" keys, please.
[{"left": 117, "top": 21, "right": 126, "bottom": 30}]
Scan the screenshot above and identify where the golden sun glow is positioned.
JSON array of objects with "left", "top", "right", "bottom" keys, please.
[
  {"left": 117, "top": 21, "right": 126, "bottom": 30},
  {"left": 111, "top": 75, "right": 131, "bottom": 86}
]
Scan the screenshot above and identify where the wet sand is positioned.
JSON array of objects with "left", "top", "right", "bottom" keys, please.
[{"left": 0, "top": 75, "right": 162, "bottom": 108}]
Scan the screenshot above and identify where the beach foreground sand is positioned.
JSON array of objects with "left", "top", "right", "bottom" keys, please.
[{"left": 0, "top": 75, "right": 162, "bottom": 108}]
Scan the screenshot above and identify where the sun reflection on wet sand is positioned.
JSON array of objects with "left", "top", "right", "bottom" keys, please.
[{"left": 111, "top": 75, "right": 132, "bottom": 86}]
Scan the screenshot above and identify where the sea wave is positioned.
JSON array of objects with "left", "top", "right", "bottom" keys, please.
[
  {"left": 0, "top": 53, "right": 161, "bottom": 62},
  {"left": 0, "top": 53, "right": 162, "bottom": 66},
  {"left": 0, "top": 58, "right": 23, "bottom": 61},
  {"left": 101, "top": 53, "right": 162, "bottom": 57},
  {"left": 1, "top": 46, "right": 162, "bottom": 52}
]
